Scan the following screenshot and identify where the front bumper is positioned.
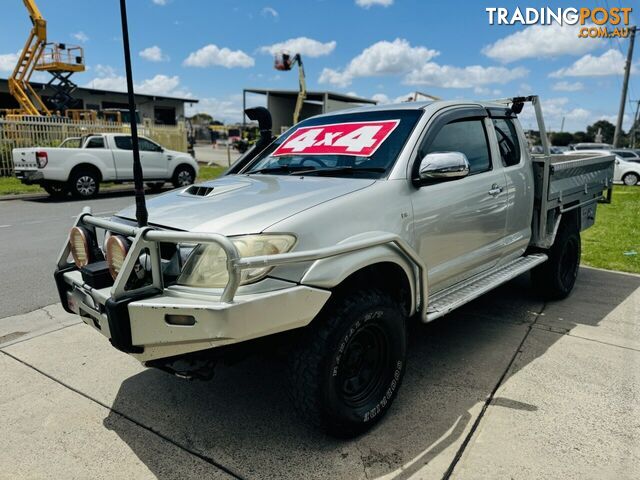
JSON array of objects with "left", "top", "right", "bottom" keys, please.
[
  {"left": 15, "top": 170, "right": 44, "bottom": 184},
  {"left": 56, "top": 208, "right": 425, "bottom": 363},
  {"left": 56, "top": 268, "right": 331, "bottom": 362}
]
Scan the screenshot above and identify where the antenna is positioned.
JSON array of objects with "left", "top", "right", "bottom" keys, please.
[{"left": 119, "top": 0, "right": 148, "bottom": 227}]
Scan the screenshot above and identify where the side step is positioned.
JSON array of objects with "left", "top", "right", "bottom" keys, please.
[{"left": 425, "top": 253, "right": 547, "bottom": 322}]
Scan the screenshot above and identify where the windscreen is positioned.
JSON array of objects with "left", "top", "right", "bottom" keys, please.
[{"left": 244, "top": 109, "right": 422, "bottom": 179}]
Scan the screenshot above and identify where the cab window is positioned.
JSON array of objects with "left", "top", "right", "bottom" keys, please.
[
  {"left": 114, "top": 136, "right": 133, "bottom": 150},
  {"left": 85, "top": 136, "right": 105, "bottom": 149},
  {"left": 139, "top": 138, "right": 161, "bottom": 152},
  {"left": 493, "top": 118, "right": 521, "bottom": 167},
  {"left": 423, "top": 119, "right": 491, "bottom": 174}
]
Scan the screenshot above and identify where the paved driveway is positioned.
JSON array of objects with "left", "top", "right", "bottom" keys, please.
[{"left": 1, "top": 267, "right": 639, "bottom": 479}]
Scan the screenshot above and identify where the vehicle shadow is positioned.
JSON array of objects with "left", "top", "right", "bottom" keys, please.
[{"left": 103, "top": 268, "right": 640, "bottom": 480}]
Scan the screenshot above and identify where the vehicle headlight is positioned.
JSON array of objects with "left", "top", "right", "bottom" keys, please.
[
  {"left": 177, "top": 234, "right": 296, "bottom": 288},
  {"left": 69, "top": 226, "right": 91, "bottom": 268},
  {"left": 105, "top": 234, "right": 130, "bottom": 279}
]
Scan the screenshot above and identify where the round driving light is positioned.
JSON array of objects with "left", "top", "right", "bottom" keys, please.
[
  {"left": 106, "top": 235, "right": 129, "bottom": 280},
  {"left": 69, "top": 226, "right": 90, "bottom": 268}
]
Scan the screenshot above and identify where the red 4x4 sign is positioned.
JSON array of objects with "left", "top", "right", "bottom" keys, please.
[{"left": 272, "top": 120, "right": 400, "bottom": 157}]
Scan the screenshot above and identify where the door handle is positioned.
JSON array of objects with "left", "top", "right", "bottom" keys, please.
[{"left": 488, "top": 184, "right": 503, "bottom": 196}]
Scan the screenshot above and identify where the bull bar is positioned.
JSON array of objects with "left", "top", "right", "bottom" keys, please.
[{"left": 57, "top": 206, "right": 427, "bottom": 312}]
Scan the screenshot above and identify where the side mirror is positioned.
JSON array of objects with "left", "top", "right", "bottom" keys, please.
[{"left": 417, "top": 152, "right": 470, "bottom": 183}]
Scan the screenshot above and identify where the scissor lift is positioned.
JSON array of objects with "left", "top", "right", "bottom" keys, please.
[{"left": 8, "top": 0, "right": 85, "bottom": 116}]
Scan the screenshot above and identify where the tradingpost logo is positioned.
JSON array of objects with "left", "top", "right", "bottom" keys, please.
[{"left": 486, "top": 6, "right": 634, "bottom": 38}]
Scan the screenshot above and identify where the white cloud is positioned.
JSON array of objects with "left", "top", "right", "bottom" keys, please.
[
  {"left": 552, "top": 81, "right": 584, "bottom": 92},
  {"left": 84, "top": 65, "right": 192, "bottom": 98},
  {"left": 405, "top": 63, "right": 528, "bottom": 88},
  {"left": 139, "top": 45, "right": 168, "bottom": 62},
  {"left": 261, "top": 7, "right": 278, "bottom": 18},
  {"left": 371, "top": 93, "right": 390, "bottom": 104},
  {"left": 356, "top": 0, "right": 393, "bottom": 8},
  {"left": 259, "top": 37, "right": 336, "bottom": 57},
  {"left": 319, "top": 38, "right": 439, "bottom": 87},
  {"left": 72, "top": 31, "right": 89, "bottom": 43},
  {"left": 371, "top": 92, "right": 421, "bottom": 104},
  {"left": 135, "top": 75, "right": 182, "bottom": 95},
  {"left": 183, "top": 44, "right": 254, "bottom": 68},
  {"left": 186, "top": 94, "right": 264, "bottom": 123},
  {"left": 0, "top": 52, "right": 19, "bottom": 72},
  {"left": 482, "top": 24, "right": 604, "bottom": 63},
  {"left": 517, "top": 97, "right": 593, "bottom": 131},
  {"left": 473, "top": 86, "right": 502, "bottom": 96},
  {"left": 152, "top": 0, "right": 167, "bottom": 5},
  {"left": 550, "top": 49, "right": 631, "bottom": 77}
]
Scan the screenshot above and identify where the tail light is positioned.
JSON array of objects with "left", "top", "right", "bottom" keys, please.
[{"left": 36, "top": 151, "right": 48, "bottom": 168}]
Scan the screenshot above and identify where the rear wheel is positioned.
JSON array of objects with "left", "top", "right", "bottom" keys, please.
[
  {"left": 531, "top": 222, "right": 581, "bottom": 300},
  {"left": 43, "top": 182, "right": 68, "bottom": 199},
  {"left": 69, "top": 169, "right": 100, "bottom": 199},
  {"left": 622, "top": 173, "right": 639, "bottom": 186},
  {"left": 288, "top": 290, "right": 407, "bottom": 438},
  {"left": 172, "top": 165, "right": 195, "bottom": 188}
]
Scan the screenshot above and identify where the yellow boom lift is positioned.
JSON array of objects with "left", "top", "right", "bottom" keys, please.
[
  {"left": 274, "top": 51, "right": 306, "bottom": 125},
  {"left": 8, "top": 0, "right": 85, "bottom": 116}
]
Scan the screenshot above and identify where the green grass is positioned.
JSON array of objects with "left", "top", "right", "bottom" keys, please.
[
  {"left": 582, "top": 185, "right": 640, "bottom": 274},
  {"left": 0, "top": 164, "right": 226, "bottom": 196},
  {"left": 0, "top": 176, "right": 43, "bottom": 195},
  {"left": 196, "top": 165, "right": 226, "bottom": 182}
]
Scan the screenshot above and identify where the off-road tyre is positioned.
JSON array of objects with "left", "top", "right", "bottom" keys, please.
[
  {"left": 172, "top": 165, "right": 195, "bottom": 188},
  {"left": 531, "top": 222, "right": 581, "bottom": 300},
  {"left": 68, "top": 168, "right": 100, "bottom": 199},
  {"left": 287, "top": 289, "right": 407, "bottom": 438}
]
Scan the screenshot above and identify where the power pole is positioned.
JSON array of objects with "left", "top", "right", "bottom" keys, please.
[
  {"left": 613, "top": 26, "right": 636, "bottom": 148},
  {"left": 632, "top": 100, "right": 640, "bottom": 148}
]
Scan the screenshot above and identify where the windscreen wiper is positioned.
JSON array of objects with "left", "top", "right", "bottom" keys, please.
[
  {"left": 290, "top": 166, "right": 386, "bottom": 176},
  {"left": 248, "top": 165, "right": 315, "bottom": 175}
]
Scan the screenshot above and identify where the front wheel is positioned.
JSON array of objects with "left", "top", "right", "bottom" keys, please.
[
  {"left": 531, "top": 222, "right": 581, "bottom": 300},
  {"left": 288, "top": 290, "right": 407, "bottom": 438},
  {"left": 172, "top": 165, "right": 195, "bottom": 188},
  {"left": 622, "top": 173, "right": 639, "bottom": 186}
]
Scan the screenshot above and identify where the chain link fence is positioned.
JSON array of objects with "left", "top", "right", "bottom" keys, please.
[{"left": 0, "top": 117, "right": 187, "bottom": 176}]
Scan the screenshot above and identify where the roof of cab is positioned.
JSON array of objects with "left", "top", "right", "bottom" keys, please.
[{"left": 313, "top": 99, "right": 509, "bottom": 118}]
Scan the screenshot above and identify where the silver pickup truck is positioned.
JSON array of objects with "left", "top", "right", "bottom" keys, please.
[{"left": 54, "top": 96, "right": 614, "bottom": 437}]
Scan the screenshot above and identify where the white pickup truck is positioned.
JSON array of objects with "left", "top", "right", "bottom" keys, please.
[{"left": 13, "top": 133, "right": 198, "bottom": 198}]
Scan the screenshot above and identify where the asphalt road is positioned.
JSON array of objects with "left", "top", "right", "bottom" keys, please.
[{"left": 0, "top": 191, "right": 159, "bottom": 319}]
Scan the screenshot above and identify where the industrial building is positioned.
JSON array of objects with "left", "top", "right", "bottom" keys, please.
[
  {"left": 242, "top": 89, "right": 377, "bottom": 133},
  {"left": 0, "top": 78, "right": 198, "bottom": 125}
]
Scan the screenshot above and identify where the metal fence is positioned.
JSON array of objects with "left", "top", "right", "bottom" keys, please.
[{"left": 0, "top": 117, "right": 187, "bottom": 176}]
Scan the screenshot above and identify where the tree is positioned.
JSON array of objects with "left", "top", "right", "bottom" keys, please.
[
  {"left": 188, "top": 113, "right": 214, "bottom": 125},
  {"left": 586, "top": 120, "right": 616, "bottom": 144},
  {"left": 550, "top": 131, "right": 573, "bottom": 146},
  {"left": 572, "top": 131, "right": 589, "bottom": 143}
]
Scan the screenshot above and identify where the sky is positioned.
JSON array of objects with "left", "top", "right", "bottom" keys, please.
[{"left": 0, "top": 0, "right": 637, "bottom": 132}]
